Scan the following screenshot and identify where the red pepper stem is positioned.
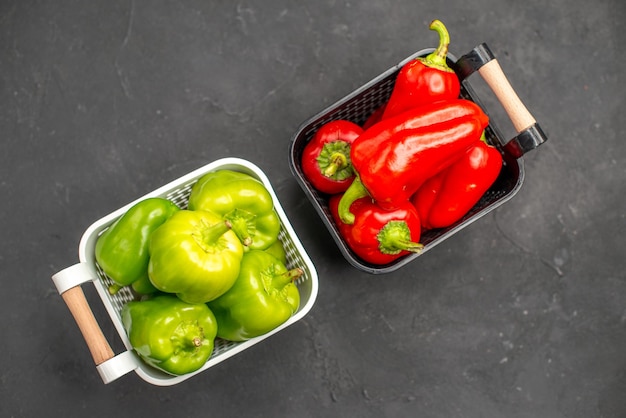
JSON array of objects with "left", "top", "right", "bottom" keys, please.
[
  {"left": 317, "top": 141, "right": 353, "bottom": 181},
  {"left": 377, "top": 220, "right": 424, "bottom": 255},
  {"left": 337, "top": 176, "right": 370, "bottom": 224},
  {"left": 273, "top": 268, "right": 304, "bottom": 288},
  {"left": 324, "top": 152, "right": 348, "bottom": 177},
  {"left": 420, "top": 19, "right": 454, "bottom": 72}
]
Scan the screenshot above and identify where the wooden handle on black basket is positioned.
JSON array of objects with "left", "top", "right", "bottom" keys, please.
[
  {"left": 478, "top": 59, "right": 536, "bottom": 133},
  {"left": 61, "top": 286, "right": 115, "bottom": 365}
]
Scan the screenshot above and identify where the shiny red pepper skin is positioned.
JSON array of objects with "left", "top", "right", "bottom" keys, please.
[
  {"left": 412, "top": 139, "right": 503, "bottom": 230},
  {"left": 381, "top": 20, "right": 460, "bottom": 120},
  {"left": 301, "top": 120, "right": 363, "bottom": 194},
  {"left": 338, "top": 105, "right": 489, "bottom": 224},
  {"left": 352, "top": 99, "right": 486, "bottom": 160},
  {"left": 329, "top": 194, "right": 423, "bottom": 265}
]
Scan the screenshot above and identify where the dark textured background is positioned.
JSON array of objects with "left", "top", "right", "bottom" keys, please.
[{"left": 2, "top": 1, "right": 626, "bottom": 417}]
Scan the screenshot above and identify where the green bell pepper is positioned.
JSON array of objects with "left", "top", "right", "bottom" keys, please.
[
  {"left": 187, "top": 170, "right": 281, "bottom": 251},
  {"left": 148, "top": 209, "right": 244, "bottom": 303},
  {"left": 208, "top": 250, "right": 302, "bottom": 342},
  {"left": 130, "top": 275, "right": 159, "bottom": 296},
  {"left": 94, "top": 198, "right": 179, "bottom": 294},
  {"left": 263, "top": 238, "right": 287, "bottom": 265},
  {"left": 121, "top": 294, "right": 218, "bottom": 375}
]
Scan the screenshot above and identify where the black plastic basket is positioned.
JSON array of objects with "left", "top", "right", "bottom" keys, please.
[{"left": 289, "top": 43, "right": 548, "bottom": 274}]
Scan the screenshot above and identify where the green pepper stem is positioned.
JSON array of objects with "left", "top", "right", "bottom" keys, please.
[
  {"left": 108, "top": 283, "right": 122, "bottom": 295},
  {"left": 173, "top": 320, "right": 205, "bottom": 350},
  {"left": 194, "top": 220, "right": 232, "bottom": 252},
  {"left": 337, "top": 176, "right": 370, "bottom": 224},
  {"left": 272, "top": 268, "right": 303, "bottom": 288},
  {"left": 223, "top": 209, "right": 256, "bottom": 247},
  {"left": 228, "top": 219, "right": 253, "bottom": 247},
  {"left": 420, "top": 19, "right": 454, "bottom": 72},
  {"left": 377, "top": 220, "right": 424, "bottom": 255}
]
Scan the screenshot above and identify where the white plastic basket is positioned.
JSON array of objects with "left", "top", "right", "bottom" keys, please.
[{"left": 52, "top": 157, "right": 319, "bottom": 386}]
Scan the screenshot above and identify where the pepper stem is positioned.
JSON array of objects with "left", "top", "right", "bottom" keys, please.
[
  {"left": 317, "top": 141, "right": 353, "bottom": 180},
  {"left": 337, "top": 176, "right": 370, "bottom": 224},
  {"left": 172, "top": 320, "right": 205, "bottom": 350},
  {"left": 223, "top": 209, "right": 256, "bottom": 247},
  {"left": 420, "top": 19, "right": 454, "bottom": 73},
  {"left": 272, "top": 268, "right": 303, "bottom": 288},
  {"left": 108, "top": 283, "right": 122, "bottom": 295},
  {"left": 194, "top": 219, "right": 232, "bottom": 252},
  {"left": 377, "top": 220, "right": 424, "bottom": 255},
  {"left": 324, "top": 152, "right": 348, "bottom": 177}
]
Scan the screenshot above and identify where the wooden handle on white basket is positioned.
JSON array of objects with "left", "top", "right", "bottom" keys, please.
[
  {"left": 61, "top": 286, "right": 115, "bottom": 365},
  {"left": 478, "top": 59, "right": 536, "bottom": 133}
]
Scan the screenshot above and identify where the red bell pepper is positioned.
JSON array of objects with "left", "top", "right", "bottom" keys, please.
[
  {"left": 329, "top": 194, "right": 423, "bottom": 265},
  {"left": 353, "top": 99, "right": 486, "bottom": 161},
  {"left": 301, "top": 120, "right": 363, "bottom": 194},
  {"left": 381, "top": 20, "right": 460, "bottom": 120},
  {"left": 412, "top": 136, "right": 503, "bottom": 230},
  {"left": 338, "top": 102, "right": 489, "bottom": 224}
]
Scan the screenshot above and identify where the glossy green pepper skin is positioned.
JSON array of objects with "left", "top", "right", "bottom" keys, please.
[
  {"left": 121, "top": 294, "right": 218, "bottom": 376},
  {"left": 208, "top": 250, "right": 302, "bottom": 342},
  {"left": 130, "top": 275, "right": 159, "bottom": 295},
  {"left": 263, "top": 239, "right": 287, "bottom": 265},
  {"left": 148, "top": 209, "right": 243, "bottom": 304},
  {"left": 95, "top": 198, "right": 179, "bottom": 292},
  {"left": 187, "top": 170, "right": 281, "bottom": 251}
]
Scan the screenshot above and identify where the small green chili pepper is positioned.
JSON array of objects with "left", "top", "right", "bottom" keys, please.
[
  {"left": 187, "top": 170, "right": 281, "bottom": 251},
  {"left": 95, "top": 198, "right": 179, "bottom": 293},
  {"left": 121, "top": 294, "right": 218, "bottom": 376},
  {"left": 208, "top": 250, "right": 302, "bottom": 342}
]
